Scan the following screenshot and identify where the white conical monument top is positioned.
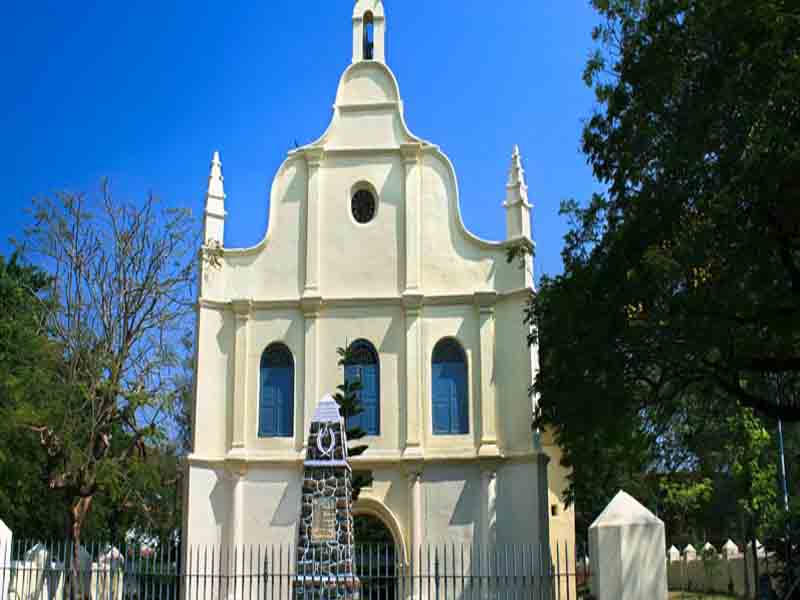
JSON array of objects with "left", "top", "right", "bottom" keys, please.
[
  {"left": 203, "top": 150, "right": 226, "bottom": 246},
  {"left": 504, "top": 145, "right": 532, "bottom": 240},
  {"left": 312, "top": 393, "right": 343, "bottom": 423},
  {"left": 590, "top": 490, "right": 663, "bottom": 528},
  {"left": 352, "top": 0, "right": 386, "bottom": 63},
  {"left": 305, "top": 395, "right": 350, "bottom": 469}
]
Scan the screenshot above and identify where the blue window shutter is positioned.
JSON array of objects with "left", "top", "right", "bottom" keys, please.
[
  {"left": 259, "top": 346, "right": 294, "bottom": 438},
  {"left": 451, "top": 362, "right": 469, "bottom": 434},
  {"left": 343, "top": 343, "right": 380, "bottom": 436},
  {"left": 432, "top": 364, "right": 452, "bottom": 434},
  {"left": 344, "top": 364, "right": 362, "bottom": 432},
  {"left": 273, "top": 367, "right": 293, "bottom": 437},
  {"left": 260, "top": 374, "right": 277, "bottom": 436},
  {"left": 432, "top": 340, "right": 469, "bottom": 435},
  {"left": 460, "top": 365, "right": 469, "bottom": 433},
  {"left": 361, "top": 364, "right": 379, "bottom": 435}
]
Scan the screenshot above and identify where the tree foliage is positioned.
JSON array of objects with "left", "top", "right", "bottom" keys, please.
[
  {"left": 10, "top": 182, "right": 196, "bottom": 551},
  {"left": 0, "top": 254, "right": 68, "bottom": 539},
  {"left": 524, "top": 0, "right": 800, "bottom": 536},
  {"left": 334, "top": 345, "right": 373, "bottom": 501}
]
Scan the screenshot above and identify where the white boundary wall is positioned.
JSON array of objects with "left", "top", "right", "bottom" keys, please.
[{"left": 667, "top": 541, "right": 774, "bottom": 599}]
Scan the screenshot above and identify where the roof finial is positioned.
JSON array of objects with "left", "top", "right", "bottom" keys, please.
[
  {"left": 203, "top": 150, "right": 227, "bottom": 246},
  {"left": 507, "top": 145, "right": 527, "bottom": 189},
  {"left": 503, "top": 145, "right": 533, "bottom": 243},
  {"left": 207, "top": 150, "right": 225, "bottom": 200}
]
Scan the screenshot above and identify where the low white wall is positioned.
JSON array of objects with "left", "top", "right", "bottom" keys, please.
[
  {"left": 668, "top": 554, "right": 774, "bottom": 599},
  {"left": 7, "top": 557, "right": 121, "bottom": 600},
  {"left": 8, "top": 561, "right": 63, "bottom": 600}
]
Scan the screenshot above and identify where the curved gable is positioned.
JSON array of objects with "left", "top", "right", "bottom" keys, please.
[
  {"left": 204, "top": 5, "right": 532, "bottom": 302},
  {"left": 336, "top": 62, "right": 399, "bottom": 106}
]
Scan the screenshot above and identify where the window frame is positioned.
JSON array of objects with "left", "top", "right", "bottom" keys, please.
[
  {"left": 431, "top": 338, "right": 470, "bottom": 436},
  {"left": 344, "top": 339, "right": 381, "bottom": 436},
  {"left": 349, "top": 181, "right": 379, "bottom": 226},
  {"left": 258, "top": 343, "right": 295, "bottom": 438}
]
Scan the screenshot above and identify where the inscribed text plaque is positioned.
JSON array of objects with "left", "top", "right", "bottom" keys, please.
[{"left": 311, "top": 497, "right": 336, "bottom": 543}]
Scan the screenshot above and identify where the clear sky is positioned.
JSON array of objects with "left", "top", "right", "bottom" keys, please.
[{"left": 0, "top": 1, "right": 603, "bottom": 281}]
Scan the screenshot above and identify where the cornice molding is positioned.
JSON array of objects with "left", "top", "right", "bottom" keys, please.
[
  {"left": 197, "top": 288, "right": 534, "bottom": 314},
  {"left": 337, "top": 101, "right": 399, "bottom": 113},
  {"left": 186, "top": 448, "right": 543, "bottom": 469}
]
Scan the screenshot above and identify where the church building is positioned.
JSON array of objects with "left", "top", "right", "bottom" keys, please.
[{"left": 184, "top": 0, "right": 575, "bottom": 558}]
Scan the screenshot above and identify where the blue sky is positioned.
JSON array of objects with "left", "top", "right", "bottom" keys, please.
[{"left": 0, "top": 1, "right": 603, "bottom": 281}]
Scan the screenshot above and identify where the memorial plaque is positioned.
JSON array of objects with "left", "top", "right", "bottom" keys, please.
[{"left": 311, "top": 497, "right": 337, "bottom": 542}]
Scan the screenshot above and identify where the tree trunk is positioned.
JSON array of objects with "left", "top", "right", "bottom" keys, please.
[
  {"left": 69, "top": 496, "right": 93, "bottom": 600},
  {"left": 742, "top": 513, "right": 752, "bottom": 598},
  {"left": 751, "top": 517, "right": 761, "bottom": 599}
]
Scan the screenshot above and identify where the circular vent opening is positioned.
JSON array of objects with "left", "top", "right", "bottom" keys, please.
[{"left": 352, "top": 189, "right": 377, "bottom": 224}]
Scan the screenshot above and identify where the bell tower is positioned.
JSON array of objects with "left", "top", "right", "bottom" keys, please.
[{"left": 352, "top": 0, "right": 386, "bottom": 63}]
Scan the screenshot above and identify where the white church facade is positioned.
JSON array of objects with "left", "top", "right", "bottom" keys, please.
[{"left": 184, "top": 0, "right": 575, "bottom": 557}]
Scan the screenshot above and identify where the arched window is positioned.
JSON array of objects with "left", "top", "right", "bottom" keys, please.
[
  {"left": 344, "top": 339, "right": 380, "bottom": 435},
  {"left": 259, "top": 344, "right": 294, "bottom": 438},
  {"left": 363, "top": 12, "right": 375, "bottom": 60},
  {"left": 432, "top": 339, "right": 469, "bottom": 435}
]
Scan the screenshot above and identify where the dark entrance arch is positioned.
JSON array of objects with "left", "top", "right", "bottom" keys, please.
[{"left": 354, "top": 514, "right": 399, "bottom": 600}]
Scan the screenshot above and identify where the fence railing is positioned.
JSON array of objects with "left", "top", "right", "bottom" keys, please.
[{"left": 0, "top": 540, "right": 583, "bottom": 600}]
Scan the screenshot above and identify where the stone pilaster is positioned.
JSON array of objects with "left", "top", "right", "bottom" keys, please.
[
  {"left": 304, "top": 150, "right": 325, "bottom": 296},
  {"left": 403, "top": 293, "right": 424, "bottom": 457},
  {"left": 481, "top": 465, "right": 498, "bottom": 554},
  {"left": 406, "top": 467, "right": 423, "bottom": 562},
  {"left": 401, "top": 143, "right": 422, "bottom": 293},
  {"left": 301, "top": 297, "right": 323, "bottom": 451},
  {"left": 227, "top": 463, "right": 248, "bottom": 550},
  {"left": 475, "top": 292, "right": 499, "bottom": 456},
  {"left": 537, "top": 452, "right": 552, "bottom": 556},
  {"left": 230, "top": 299, "right": 252, "bottom": 453}
]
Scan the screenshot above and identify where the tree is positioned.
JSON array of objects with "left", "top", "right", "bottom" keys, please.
[
  {"left": 334, "top": 345, "right": 373, "bottom": 501},
  {"left": 16, "top": 182, "right": 196, "bottom": 569},
  {"left": 557, "top": 0, "right": 800, "bottom": 419},
  {"left": 0, "top": 254, "right": 69, "bottom": 539},
  {"left": 515, "top": 0, "right": 800, "bottom": 545}
]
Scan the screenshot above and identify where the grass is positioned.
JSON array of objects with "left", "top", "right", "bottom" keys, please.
[{"left": 668, "top": 592, "right": 736, "bottom": 599}]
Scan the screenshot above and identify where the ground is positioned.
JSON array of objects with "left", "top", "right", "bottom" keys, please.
[{"left": 668, "top": 592, "right": 736, "bottom": 599}]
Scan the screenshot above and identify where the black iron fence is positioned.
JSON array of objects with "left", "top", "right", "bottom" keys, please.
[{"left": 0, "top": 540, "right": 584, "bottom": 600}]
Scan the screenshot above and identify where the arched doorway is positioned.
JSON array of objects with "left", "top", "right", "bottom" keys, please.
[
  {"left": 354, "top": 513, "right": 395, "bottom": 544},
  {"left": 353, "top": 509, "right": 402, "bottom": 600}
]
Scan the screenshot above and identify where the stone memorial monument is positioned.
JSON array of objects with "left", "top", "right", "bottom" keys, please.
[{"left": 295, "top": 395, "right": 360, "bottom": 599}]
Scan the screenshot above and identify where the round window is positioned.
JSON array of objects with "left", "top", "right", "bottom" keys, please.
[{"left": 352, "top": 189, "right": 376, "bottom": 224}]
